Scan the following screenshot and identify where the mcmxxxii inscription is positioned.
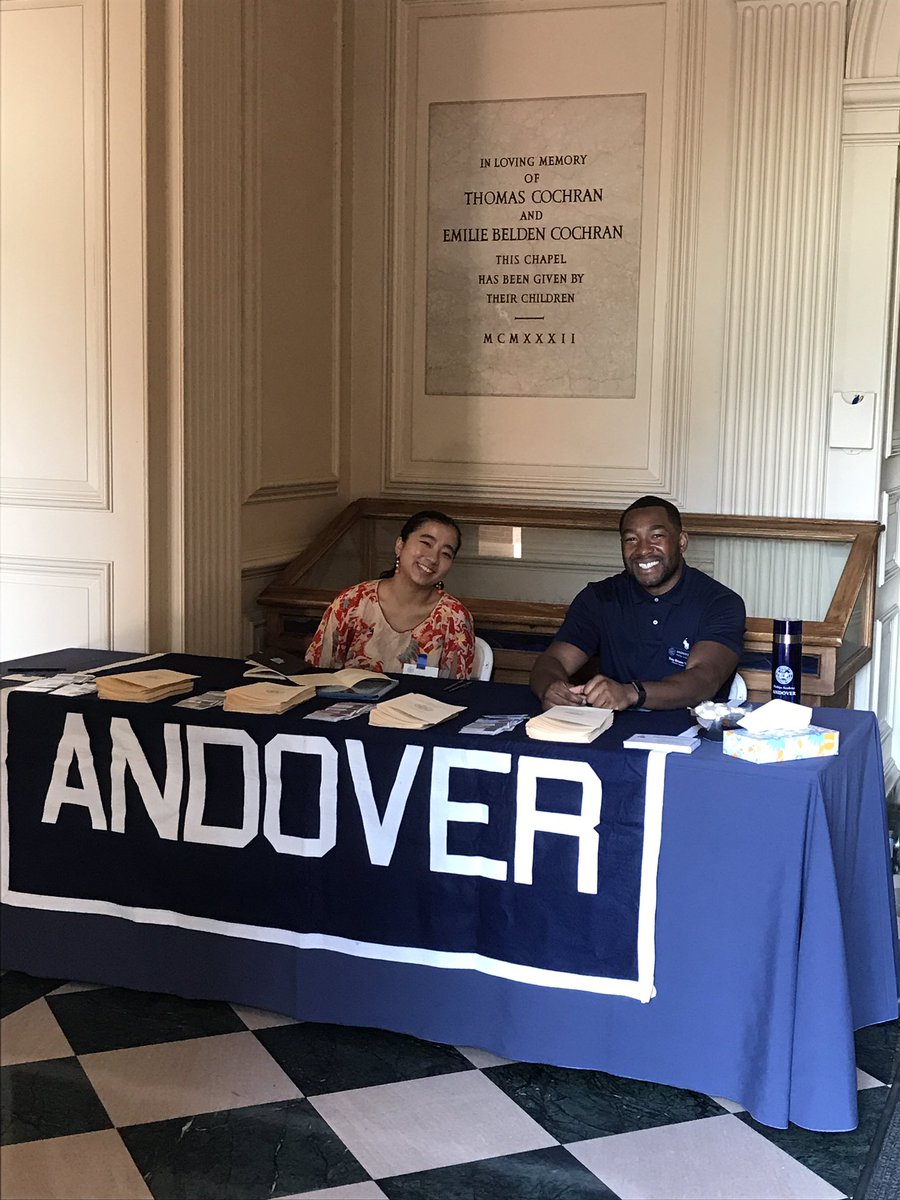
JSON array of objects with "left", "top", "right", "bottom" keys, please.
[{"left": 426, "top": 95, "right": 644, "bottom": 398}]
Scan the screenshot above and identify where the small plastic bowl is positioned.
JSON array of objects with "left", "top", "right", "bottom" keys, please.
[{"left": 692, "top": 703, "right": 751, "bottom": 741}]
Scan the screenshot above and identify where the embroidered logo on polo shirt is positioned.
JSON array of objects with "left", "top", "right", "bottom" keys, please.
[{"left": 668, "top": 639, "right": 691, "bottom": 668}]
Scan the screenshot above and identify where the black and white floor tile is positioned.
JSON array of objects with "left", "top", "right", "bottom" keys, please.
[{"left": 2, "top": 960, "right": 898, "bottom": 1200}]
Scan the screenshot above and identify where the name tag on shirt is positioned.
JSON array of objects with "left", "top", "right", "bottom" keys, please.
[{"left": 402, "top": 662, "right": 439, "bottom": 678}]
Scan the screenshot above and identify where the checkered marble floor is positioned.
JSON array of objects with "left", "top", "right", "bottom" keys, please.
[{"left": 1, "top": 969, "right": 898, "bottom": 1200}]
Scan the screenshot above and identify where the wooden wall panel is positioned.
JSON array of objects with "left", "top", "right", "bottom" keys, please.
[
  {"left": 0, "top": 0, "right": 148, "bottom": 661},
  {"left": 381, "top": 0, "right": 704, "bottom": 507},
  {"left": 0, "top": 557, "right": 110, "bottom": 659}
]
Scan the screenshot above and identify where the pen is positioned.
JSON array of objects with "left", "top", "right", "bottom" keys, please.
[{"left": 445, "top": 681, "right": 472, "bottom": 692}]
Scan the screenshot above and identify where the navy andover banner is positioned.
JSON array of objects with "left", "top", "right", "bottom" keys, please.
[{"left": 2, "top": 688, "right": 668, "bottom": 1002}]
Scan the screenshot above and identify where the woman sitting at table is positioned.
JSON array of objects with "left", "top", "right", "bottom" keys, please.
[{"left": 305, "top": 510, "right": 475, "bottom": 679}]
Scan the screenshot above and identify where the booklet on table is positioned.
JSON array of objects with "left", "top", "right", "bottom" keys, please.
[{"left": 525, "top": 706, "right": 614, "bottom": 743}]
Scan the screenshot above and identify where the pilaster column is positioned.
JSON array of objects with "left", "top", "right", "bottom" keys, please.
[
  {"left": 180, "top": 0, "right": 244, "bottom": 654},
  {"left": 718, "top": 0, "right": 847, "bottom": 517}
]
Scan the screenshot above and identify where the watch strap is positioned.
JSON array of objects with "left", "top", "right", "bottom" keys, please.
[{"left": 630, "top": 680, "right": 646, "bottom": 709}]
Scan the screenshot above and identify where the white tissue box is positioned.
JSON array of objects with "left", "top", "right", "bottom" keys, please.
[{"left": 722, "top": 724, "right": 839, "bottom": 764}]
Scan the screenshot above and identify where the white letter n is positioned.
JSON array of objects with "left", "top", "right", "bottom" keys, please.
[{"left": 109, "top": 718, "right": 181, "bottom": 838}]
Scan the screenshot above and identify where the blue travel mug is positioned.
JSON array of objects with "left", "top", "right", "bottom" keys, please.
[{"left": 771, "top": 619, "right": 802, "bottom": 703}]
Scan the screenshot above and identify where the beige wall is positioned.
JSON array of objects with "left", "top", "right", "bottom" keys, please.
[
  {"left": 144, "top": 0, "right": 347, "bottom": 655},
  {"left": 239, "top": 0, "right": 347, "bottom": 650},
  {"left": 347, "top": 0, "right": 740, "bottom": 511},
  {"left": 242, "top": 0, "right": 343, "bottom": 561}
]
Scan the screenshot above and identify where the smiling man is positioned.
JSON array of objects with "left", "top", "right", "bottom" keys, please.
[{"left": 530, "top": 496, "right": 746, "bottom": 711}]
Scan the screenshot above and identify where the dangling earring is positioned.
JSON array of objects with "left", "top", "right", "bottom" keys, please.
[
  {"left": 434, "top": 580, "right": 445, "bottom": 590},
  {"left": 394, "top": 555, "right": 400, "bottom": 573}
]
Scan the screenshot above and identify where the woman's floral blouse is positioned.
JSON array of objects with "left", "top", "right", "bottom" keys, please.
[{"left": 305, "top": 580, "right": 475, "bottom": 680}]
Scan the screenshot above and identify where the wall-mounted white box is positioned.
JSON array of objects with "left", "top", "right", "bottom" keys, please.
[{"left": 829, "top": 392, "right": 876, "bottom": 450}]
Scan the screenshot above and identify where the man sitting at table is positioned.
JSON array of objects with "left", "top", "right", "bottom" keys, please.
[{"left": 530, "top": 496, "right": 746, "bottom": 712}]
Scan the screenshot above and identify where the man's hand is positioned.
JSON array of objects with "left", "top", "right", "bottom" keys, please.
[
  {"left": 530, "top": 628, "right": 740, "bottom": 712},
  {"left": 540, "top": 680, "right": 587, "bottom": 708},
  {"left": 530, "top": 641, "right": 590, "bottom": 709},
  {"left": 581, "top": 674, "right": 636, "bottom": 711}
]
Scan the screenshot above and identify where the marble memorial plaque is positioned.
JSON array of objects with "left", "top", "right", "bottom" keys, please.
[{"left": 425, "top": 94, "right": 644, "bottom": 399}]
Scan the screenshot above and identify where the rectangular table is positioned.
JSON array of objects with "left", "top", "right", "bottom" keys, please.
[{"left": 2, "top": 649, "right": 898, "bottom": 1132}]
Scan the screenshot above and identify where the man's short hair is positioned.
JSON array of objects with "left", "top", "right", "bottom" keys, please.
[{"left": 619, "top": 495, "right": 683, "bottom": 533}]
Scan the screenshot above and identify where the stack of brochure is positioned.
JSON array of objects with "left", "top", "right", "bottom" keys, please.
[
  {"left": 222, "top": 681, "right": 316, "bottom": 715},
  {"left": 96, "top": 669, "right": 198, "bottom": 703},
  {"left": 368, "top": 692, "right": 465, "bottom": 730},
  {"left": 525, "top": 705, "right": 614, "bottom": 743}
]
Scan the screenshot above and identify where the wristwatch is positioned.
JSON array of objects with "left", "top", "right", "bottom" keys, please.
[{"left": 629, "top": 680, "right": 646, "bottom": 709}]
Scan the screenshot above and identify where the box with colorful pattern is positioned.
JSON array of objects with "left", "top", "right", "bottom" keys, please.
[{"left": 722, "top": 724, "right": 840, "bottom": 763}]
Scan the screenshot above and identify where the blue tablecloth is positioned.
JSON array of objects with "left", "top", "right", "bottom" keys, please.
[{"left": 2, "top": 649, "right": 897, "bottom": 1131}]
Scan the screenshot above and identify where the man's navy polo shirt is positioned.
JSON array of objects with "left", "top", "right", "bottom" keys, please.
[{"left": 553, "top": 564, "right": 745, "bottom": 690}]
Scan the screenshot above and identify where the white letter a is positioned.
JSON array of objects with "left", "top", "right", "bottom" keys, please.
[{"left": 42, "top": 713, "right": 107, "bottom": 830}]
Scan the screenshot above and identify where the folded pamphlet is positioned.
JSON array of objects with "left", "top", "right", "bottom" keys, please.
[
  {"left": 96, "top": 669, "right": 198, "bottom": 703},
  {"left": 222, "top": 681, "right": 316, "bottom": 715},
  {"left": 368, "top": 692, "right": 465, "bottom": 730},
  {"left": 243, "top": 651, "right": 307, "bottom": 679},
  {"left": 525, "top": 705, "right": 614, "bottom": 743},
  {"left": 303, "top": 701, "right": 375, "bottom": 722},
  {"left": 49, "top": 682, "right": 98, "bottom": 698},
  {"left": 623, "top": 733, "right": 700, "bottom": 754},
  {"left": 174, "top": 691, "right": 227, "bottom": 710},
  {"left": 15, "top": 673, "right": 95, "bottom": 694},
  {"left": 459, "top": 714, "right": 530, "bottom": 735},
  {"left": 244, "top": 669, "right": 326, "bottom": 685}
]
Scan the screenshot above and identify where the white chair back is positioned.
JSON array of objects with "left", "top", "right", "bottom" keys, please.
[{"left": 472, "top": 637, "right": 494, "bottom": 681}]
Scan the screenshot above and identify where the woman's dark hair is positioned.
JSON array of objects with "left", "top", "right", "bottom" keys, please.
[{"left": 378, "top": 510, "right": 462, "bottom": 579}]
